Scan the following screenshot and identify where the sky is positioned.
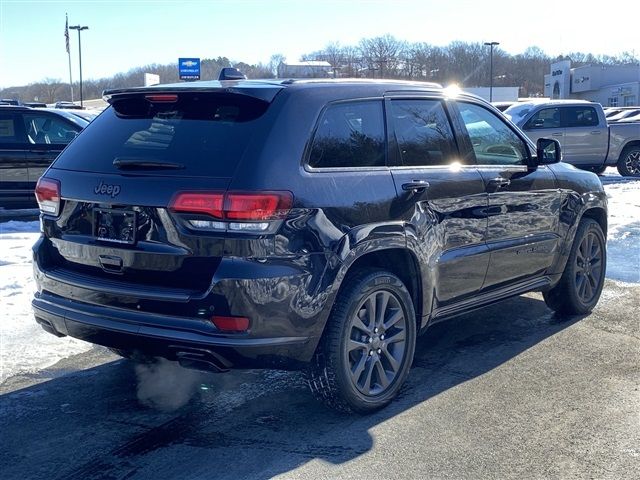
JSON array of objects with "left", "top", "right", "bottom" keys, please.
[{"left": 0, "top": 0, "right": 637, "bottom": 88}]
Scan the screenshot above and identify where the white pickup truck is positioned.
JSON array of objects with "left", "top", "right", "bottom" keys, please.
[{"left": 505, "top": 100, "right": 640, "bottom": 177}]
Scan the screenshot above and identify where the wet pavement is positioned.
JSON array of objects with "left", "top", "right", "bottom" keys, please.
[{"left": 1, "top": 280, "right": 638, "bottom": 479}]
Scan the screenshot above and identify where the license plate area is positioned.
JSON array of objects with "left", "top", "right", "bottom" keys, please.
[{"left": 94, "top": 208, "right": 136, "bottom": 245}]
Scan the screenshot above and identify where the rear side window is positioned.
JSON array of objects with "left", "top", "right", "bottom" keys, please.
[
  {"left": 52, "top": 93, "right": 270, "bottom": 177},
  {"left": 0, "top": 113, "right": 26, "bottom": 144},
  {"left": 563, "top": 106, "right": 599, "bottom": 127},
  {"left": 308, "top": 101, "right": 385, "bottom": 168},
  {"left": 524, "top": 107, "right": 561, "bottom": 129},
  {"left": 390, "top": 99, "right": 456, "bottom": 166}
]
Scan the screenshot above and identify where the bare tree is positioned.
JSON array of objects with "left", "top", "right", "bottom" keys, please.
[
  {"left": 359, "top": 35, "right": 404, "bottom": 78},
  {"left": 1, "top": 39, "right": 637, "bottom": 103}
]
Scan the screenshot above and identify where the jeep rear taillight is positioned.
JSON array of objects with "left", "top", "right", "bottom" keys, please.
[
  {"left": 225, "top": 193, "right": 292, "bottom": 221},
  {"left": 169, "top": 191, "right": 293, "bottom": 232},
  {"left": 35, "top": 178, "right": 61, "bottom": 215},
  {"left": 169, "top": 192, "right": 224, "bottom": 218}
]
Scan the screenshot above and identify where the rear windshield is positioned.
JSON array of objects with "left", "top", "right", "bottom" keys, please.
[{"left": 52, "top": 93, "right": 270, "bottom": 177}]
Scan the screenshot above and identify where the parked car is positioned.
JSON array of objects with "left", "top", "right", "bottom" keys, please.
[
  {"left": 53, "top": 101, "right": 84, "bottom": 110},
  {"left": 66, "top": 109, "right": 99, "bottom": 122},
  {"left": 23, "top": 102, "right": 47, "bottom": 108},
  {"left": 33, "top": 79, "right": 607, "bottom": 412},
  {"left": 0, "top": 98, "right": 21, "bottom": 105},
  {"left": 505, "top": 100, "right": 640, "bottom": 176},
  {"left": 0, "top": 105, "right": 88, "bottom": 208}
]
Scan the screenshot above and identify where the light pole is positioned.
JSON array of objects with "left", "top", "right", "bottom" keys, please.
[
  {"left": 69, "top": 25, "right": 89, "bottom": 107},
  {"left": 484, "top": 41, "right": 499, "bottom": 102}
]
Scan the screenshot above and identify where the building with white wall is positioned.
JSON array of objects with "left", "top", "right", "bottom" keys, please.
[
  {"left": 544, "top": 60, "right": 640, "bottom": 106},
  {"left": 463, "top": 86, "right": 520, "bottom": 102}
]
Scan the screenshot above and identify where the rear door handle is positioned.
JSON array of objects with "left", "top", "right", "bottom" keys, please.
[
  {"left": 590, "top": 131, "right": 602, "bottom": 135},
  {"left": 402, "top": 180, "right": 430, "bottom": 192},
  {"left": 487, "top": 177, "right": 511, "bottom": 191}
]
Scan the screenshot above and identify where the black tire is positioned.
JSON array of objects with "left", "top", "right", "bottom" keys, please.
[
  {"left": 617, "top": 145, "right": 640, "bottom": 177},
  {"left": 306, "top": 269, "right": 417, "bottom": 413},
  {"left": 543, "top": 218, "right": 606, "bottom": 315}
]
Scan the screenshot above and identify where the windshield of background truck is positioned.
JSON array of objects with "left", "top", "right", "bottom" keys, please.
[{"left": 504, "top": 103, "right": 535, "bottom": 123}]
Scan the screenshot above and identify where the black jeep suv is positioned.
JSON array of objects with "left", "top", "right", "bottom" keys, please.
[{"left": 32, "top": 79, "right": 607, "bottom": 412}]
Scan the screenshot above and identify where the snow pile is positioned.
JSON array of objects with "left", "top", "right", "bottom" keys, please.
[
  {"left": 601, "top": 171, "right": 640, "bottom": 283},
  {"left": 0, "top": 221, "right": 91, "bottom": 383}
]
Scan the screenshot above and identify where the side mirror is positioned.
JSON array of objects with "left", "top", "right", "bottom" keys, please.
[
  {"left": 535, "top": 138, "right": 561, "bottom": 166},
  {"left": 532, "top": 118, "right": 545, "bottom": 128}
]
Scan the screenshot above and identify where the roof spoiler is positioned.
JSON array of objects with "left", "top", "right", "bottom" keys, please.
[{"left": 218, "top": 68, "right": 247, "bottom": 81}]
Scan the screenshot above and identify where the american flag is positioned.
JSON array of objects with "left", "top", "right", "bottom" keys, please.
[{"left": 65, "top": 14, "right": 70, "bottom": 53}]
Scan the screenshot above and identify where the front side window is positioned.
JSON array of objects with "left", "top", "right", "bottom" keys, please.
[
  {"left": 458, "top": 102, "right": 528, "bottom": 165},
  {"left": 390, "top": 99, "right": 456, "bottom": 166},
  {"left": 562, "top": 107, "right": 599, "bottom": 128},
  {"left": 309, "top": 101, "right": 385, "bottom": 168},
  {"left": 23, "top": 114, "right": 78, "bottom": 145},
  {"left": 524, "top": 107, "right": 561, "bottom": 129}
]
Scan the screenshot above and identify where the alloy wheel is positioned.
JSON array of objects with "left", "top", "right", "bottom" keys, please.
[
  {"left": 345, "top": 290, "right": 407, "bottom": 396},
  {"left": 575, "top": 231, "right": 604, "bottom": 304},
  {"left": 624, "top": 150, "right": 640, "bottom": 176}
]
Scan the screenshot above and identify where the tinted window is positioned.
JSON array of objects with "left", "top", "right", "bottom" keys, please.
[
  {"left": 525, "top": 107, "right": 561, "bottom": 129},
  {"left": 563, "top": 106, "right": 599, "bottom": 127},
  {"left": 0, "top": 112, "right": 26, "bottom": 144},
  {"left": 458, "top": 102, "right": 528, "bottom": 165},
  {"left": 23, "top": 113, "right": 79, "bottom": 145},
  {"left": 390, "top": 99, "right": 456, "bottom": 166},
  {"left": 52, "top": 93, "right": 269, "bottom": 177},
  {"left": 309, "top": 101, "right": 385, "bottom": 168}
]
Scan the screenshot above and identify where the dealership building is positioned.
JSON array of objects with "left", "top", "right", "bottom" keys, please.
[{"left": 544, "top": 60, "right": 640, "bottom": 106}]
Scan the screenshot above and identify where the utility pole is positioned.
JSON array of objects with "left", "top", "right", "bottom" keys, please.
[
  {"left": 484, "top": 41, "right": 500, "bottom": 102},
  {"left": 69, "top": 25, "right": 89, "bottom": 107}
]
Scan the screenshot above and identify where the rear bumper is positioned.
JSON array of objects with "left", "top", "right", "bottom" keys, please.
[
  {"left": 33, "top": 291, "right": 315, "bottom": 370},
  {"left": 32, "top": 237, "right": 336, "bottom": 369}
]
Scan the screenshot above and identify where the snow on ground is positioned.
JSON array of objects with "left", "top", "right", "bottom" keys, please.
[
  {"left": 0, "top": 170, "right": 638, "bottom": 383},
  {"left": 601, "top": 169, "right": 640, "bottom": 283},
  {"left": 0, "top": 221, "right": 91, "bottom": 383}
]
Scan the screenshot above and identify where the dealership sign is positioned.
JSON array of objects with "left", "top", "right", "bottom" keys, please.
[{"left": 179, "top": 58, "right": 200, "bottom": 80}]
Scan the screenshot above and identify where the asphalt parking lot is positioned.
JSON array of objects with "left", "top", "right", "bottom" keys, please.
[{"left": 1, "top": 279, "right": 638, "bottom": 480}]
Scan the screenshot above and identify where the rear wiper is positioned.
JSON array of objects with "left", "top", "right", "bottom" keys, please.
[{"left": 113, "top": 157, "right": 184, "bottom": 169}]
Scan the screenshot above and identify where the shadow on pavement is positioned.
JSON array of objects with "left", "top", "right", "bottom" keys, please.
[{"left": 0, "top": 294, "right": 582, "bottom": 480}]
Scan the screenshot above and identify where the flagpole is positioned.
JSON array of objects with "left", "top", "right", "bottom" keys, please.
[{"left": 65, "top": 14, "right": 74, "bottom": 102}]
